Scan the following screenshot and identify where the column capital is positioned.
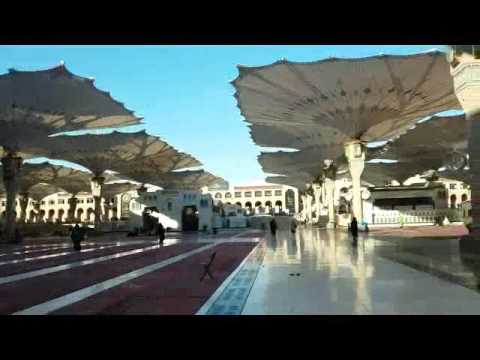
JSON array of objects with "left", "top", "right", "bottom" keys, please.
[
  {"left": 344, "top": 140, "right": 366, "bottom": 163},
  {"left": 450, "top": 60, "right": 480, "bottom": 114}
]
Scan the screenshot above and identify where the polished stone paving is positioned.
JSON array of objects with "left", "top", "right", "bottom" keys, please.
[
  {"left": 228, "top": 227, "right": 480, "bottom": 315},
  {"left": 4, "top": 226, "right": 480, "bottom": 315}
]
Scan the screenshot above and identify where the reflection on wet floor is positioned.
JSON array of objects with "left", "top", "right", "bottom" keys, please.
[
  {"left": 242, "top": 226, "right": 480, "bottom": 314},
  {"left": 376, "top": 237, "right": 480, "bottom": 292}
]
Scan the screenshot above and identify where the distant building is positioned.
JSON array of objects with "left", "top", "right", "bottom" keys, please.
[
  {"left": 0, "top": 192, "right": 122, "bottom": 224},
  {"left": 203, "top": 183, "right": 299, "bottom": 215},
  {"left": 128, "top": 189, "right": 214, "bottom": 232}
]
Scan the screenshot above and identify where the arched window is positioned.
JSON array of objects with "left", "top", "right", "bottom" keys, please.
[
  {"left": 58, "top": 209, "right": 65, "bottom": 222},
  {"left": 265, "top": 201, "right": 272, "bottom": 207},
  {"left": 48, "top": 209, "right": 55, "bottom": 222},
  {"left": 450, "top": 194, "right": 457, "bottom": 209},
  {"left": 462, "top": 193, "right": 468, "bottom": 202},
  {"left": 255, "top": 201, "right": 262, "bottom": 207},
  {"left": 245, "top": 201, "right": 252, "bottom": 208},
  {"left": 235, "top": 202, "right": 242, "bottom": 207},
  {"left": 225, "top": 192, "right": 232, "bottom": 198},
  {"left": 275, "top": 200, "right": 282, "bottom": 207},
  {"left": 215, "top": 193, "right": 223, "bottom": 199},
  {"left": 76, "top": 208, "right": 84, "bottom": 221},
  {"left": 87, "top": 208, "right": 95, "bottom": 222}
]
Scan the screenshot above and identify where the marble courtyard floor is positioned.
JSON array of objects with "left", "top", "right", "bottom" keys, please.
[
  {"left": 227, "top": 227, "right": 480, "bottom": 315},
  {"left": 3, "top": 226, "right": 480, "bottom": 315}
]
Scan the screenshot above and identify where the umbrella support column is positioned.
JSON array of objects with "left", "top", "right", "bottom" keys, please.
[
  {"left": 67, "top": 196, "right": 78, "bottom": 223},
  {"left": 324, "top": 177, "right": 336, "bottom": 229},
  {"left": 33, "top": 202, "right": 41, "bottom": 223},
  {"left": 450, "top": 53, "right": 480, "bottom": 244},
  {"left": 1, "top": 153, "right": 23, "bottom": 243},
  {"left": 313, "top": 183, "right": 322, "bottom": 224},
  {"left": 324, "top": 162, "right": 337, "bottom": 229},
  {"left": 91, "top": 176, "right": 105, "bottom": 230},
  {"left": 18, "top": 193, "right": 29, "bottom": 224},
  {"left": 304, "top": 193, "right": 312, "bottom": 224},
  {"left": 345, "top": 140, "right": 365, "bottom": 224},
  {"left": 103, "top": 203, "right": 111, "bottom": 222}
]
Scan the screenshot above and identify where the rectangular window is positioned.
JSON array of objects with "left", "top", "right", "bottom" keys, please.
[
  {"left": 41, "top": 201, "right": 45, "bottom": 205},
  {"left": 234, "top": 192, "right": 242, "bottom": 198},
  {"left": 58, "top": 199, "right": 65, "bottom": 204},
  {"left": 167, "top": 202, "right": 172, "bottom": 211},
  {"left": 255, "top": 191, "right": 262, "bottom": 197},
  {"left": 49, "top": 200, "right": 55, "bottom": 205},
  {"left": 1, "top": 201, "right": 5, "bottom": 206},
  {"left": 244, "top": 192, "right": 252, "bottom": 197},
  {"left": 87, "top": 198, "right": 94, "bottom": 203},
  {"left": 450, "top": 184, "right": 457, "bottom": 190},
  {"left": 264, "top": 190, "right": 272, "bottom": 197},
  {"left": 274, "top": 190, "right": 282, "bottom": 196}
]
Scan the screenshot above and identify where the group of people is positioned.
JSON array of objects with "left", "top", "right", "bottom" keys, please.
[
  {"left": 268, "top": 218, "right": 297, "bottom": 236},
  {"left": 267, "top": 215, "right": 360, "bottom": 247},
  {"left": 73, "top": 220, "right": 166, "bottom": 250},
  {"left": 126, "top": 222, "right": 166, "bottom": 243}
]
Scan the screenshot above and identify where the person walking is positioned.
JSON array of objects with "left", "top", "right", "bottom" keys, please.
[
  {"left": 350, "top": 216, "right": 359, "bottom": 246},
  {"left": 291, "top": 218, "right": 297, "bottom": 234},
  {"left": 71, "top": 224, "right": 82, "bottom": 251},
  {"left": 270, "top": 218, "right": 277, "bottom": 236},
  {"left": 157, "top": 221, "right": 166, "bottom": 244}
]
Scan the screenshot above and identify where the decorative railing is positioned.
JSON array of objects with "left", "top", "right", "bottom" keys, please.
[{"left": 372, "top": 209, "right": 464, "bottom": 225}]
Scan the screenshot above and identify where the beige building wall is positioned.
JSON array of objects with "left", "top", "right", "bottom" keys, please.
[
  {"left": 438, "top": 178, "right": 471, "bottom": 208},
  {"left": 0, "top": 192, "right": 122, "bottom": 223},
  {"left": 204, "top": 184, "right": 299, "bottom": 214}
]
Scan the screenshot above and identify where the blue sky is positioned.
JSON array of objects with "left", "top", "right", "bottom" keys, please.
[{"left": 0, "top": 45, "right": 447, "bottom": 185}]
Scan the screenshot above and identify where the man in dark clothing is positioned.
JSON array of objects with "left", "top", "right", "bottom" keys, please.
[
  {"left": 291, "top": 219, "right": 297, "bottom": 234},
  {"left": 71, "top": 224, "right": 82, "bottom": 251},
  {"left": 14, "top": 228, "right": 23, "bottom": 244},
  {"left": 350, "top": 217, "right": 359, "bottom": 245},
  {"left": 270, "top": 218, "right": 277, "bottom": 236},
  {"left": 157, "top": 222, "right": 166, "bottom": 244}
]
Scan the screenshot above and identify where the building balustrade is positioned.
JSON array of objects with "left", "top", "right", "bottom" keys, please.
[{"left": 371, "top": 209, "right": 464, "bottom": 225}]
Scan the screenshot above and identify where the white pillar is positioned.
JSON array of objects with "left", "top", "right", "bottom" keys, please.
[
  {"left": 324, "top": 177, "right": 336, "bottom": 229},
  {"left": 313, "top": 183, "right": 322, "bottom": 220},
  {"left": 1, "top": 153, "right": 22, "bottom": 243},
  {"left": 294, "top": 188, "right": 300, "bottom": 214},
  {"left": 449, "top": 49, "right": 480, "bottom": 235},
  {"left": 344, "top": 140, "right": 365, "bottom": 223},
  {"left": 91, "top": 176, "right": 105, "bottom": 228},
  {"left": 306, "top": 193, "right": 313, "bottom": 224},
  {"left": 300, "top": 194, "right": 307, "bottom": 221}
]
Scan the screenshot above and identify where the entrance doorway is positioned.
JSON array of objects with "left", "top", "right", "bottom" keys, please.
[{"left": 182, "top": 205, "right": 199, "bottom": 231}]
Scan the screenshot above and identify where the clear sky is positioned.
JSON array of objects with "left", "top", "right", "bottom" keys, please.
[{"left": 0, "top": 45, "right": 445, "bottom": 185}]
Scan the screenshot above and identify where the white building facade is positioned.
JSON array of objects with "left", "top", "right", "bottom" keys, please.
[{"left": 204, "top": 184, "right": 299, "bottom": 216}]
